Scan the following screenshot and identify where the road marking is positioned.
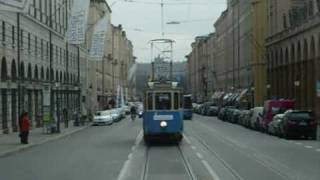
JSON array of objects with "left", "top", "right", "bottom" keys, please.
[
  {"left": 117, "top": 160, "right": 130, "bottom": 180},
  {"left": 196, "top": 152, "right": 203, "bottom": 159},
  {"left": 128, "top": 153, "right": 133, "bottom": 160},
  {"left": 117, "top": 131, "right": 143, "bottom": 180},
  {"left": 184, "top": 135, "right": 191, "bottom": 144},
  {"left": 191, "top": 146, "right": 197, "bottom": 150},
  {"left": 304, "top": 145, "right": 313, "bottom": 149},
  {"left": 316, "top": 149, "right": 320, "bottom": 152},
  {"left": 295, "top": 142, "right": 302, "bottom": 145},
  {"left": 201, "top": 160, "right": 221, "bottom": 180}
]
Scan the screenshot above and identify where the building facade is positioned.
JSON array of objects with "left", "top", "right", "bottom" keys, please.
[
  {"left": 0, "top": 0, "right": 135, "bottom": 134},
  {"left": 187, "top": 0, "right": 267, "bottom": 106},
  {"left": 86, "top": 3, "right": 135, "bottom": 112},
  {"left": 0, "top": 0, "right": 85, "bottom": 134},
  {"left": 266, "top": 0, "right": 320, "bottom": 118}
]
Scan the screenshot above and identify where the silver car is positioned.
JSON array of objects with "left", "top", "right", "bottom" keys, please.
[
  {"left": 111, "top": 109, "right": 121, "bottom": 122},
  {"left": 93, "top": 110, "right": 113, "bottom": 126}
]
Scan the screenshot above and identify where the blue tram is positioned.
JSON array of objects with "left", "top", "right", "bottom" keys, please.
[
  {"left": 143, "top": 81, "right": 183, "bottom": 143},
  {"left": 183, "top": 94, "right": 193, "bottom": 120}
]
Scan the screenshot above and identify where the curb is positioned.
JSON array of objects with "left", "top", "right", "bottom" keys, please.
[{"left": 0, "top": 123, "right": 91, "bottom": 158}]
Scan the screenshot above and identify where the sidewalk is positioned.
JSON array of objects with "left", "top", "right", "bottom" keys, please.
[{"left": 0, "top": 122, "right": 91, "bottom": 158}]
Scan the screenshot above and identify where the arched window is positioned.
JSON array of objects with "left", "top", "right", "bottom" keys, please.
[
  {"left": 27, "top": 64, "right": 32, "bottom": 80},
  {"left": 309, "top": 1, "right": 314, "bottom": 17},
  {"left": 303, "top": 39, "right": 308, "bottom": 61},
  {"left": 11, "top": 60, "right": 17, "bottom": 81},
  {"left": 1, "top": 57, "right": 8, "bottom": 81},
  {"left": 41, "top": 67, "right": 44, "bottom": 80},
  {"left": 34, "top": 65, "right": 38, "bottom": 80},
  {"left": 46, "top": 68, "right": 50, "bottom": 81},
  {"left": 20, "top": 62, "right": 25, "bottom": 80}
]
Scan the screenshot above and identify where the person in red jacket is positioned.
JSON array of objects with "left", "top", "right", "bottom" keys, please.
[{"left": 19, "top": 112, "right": 30, "bottom": 144}]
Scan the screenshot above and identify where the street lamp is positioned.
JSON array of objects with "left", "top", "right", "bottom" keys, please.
[{"left": 294, "top": 80, "right": 300, "bottom": 87}]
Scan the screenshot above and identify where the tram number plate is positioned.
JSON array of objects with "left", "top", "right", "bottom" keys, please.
[{"left": 153, "top": 115, "right": 173, "bottom": 121}]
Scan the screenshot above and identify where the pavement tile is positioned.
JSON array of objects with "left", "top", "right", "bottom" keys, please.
[{"left": 0, "top": 122, "right": 91, "bottom": 158}]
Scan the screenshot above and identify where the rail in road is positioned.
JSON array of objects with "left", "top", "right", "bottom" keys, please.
[{"left": 141, "top": 145, "right": 196, "bottom": 180}]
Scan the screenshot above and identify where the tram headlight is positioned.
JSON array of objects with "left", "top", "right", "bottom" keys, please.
[{"left": 160, "top": 121, "right": 167, "bottom": 128}]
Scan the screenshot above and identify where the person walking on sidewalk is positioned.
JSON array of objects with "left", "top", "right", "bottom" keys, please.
[{"left": 19, "top": 112, "right": 30, "bottom": 144}]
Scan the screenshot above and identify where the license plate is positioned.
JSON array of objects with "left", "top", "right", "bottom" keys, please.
[{"left": 299, "top": 122, "right": 307, "bottom": 126}]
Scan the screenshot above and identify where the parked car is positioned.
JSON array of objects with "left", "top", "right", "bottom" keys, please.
[
  {"left": 249, "top": 107, "right": 264, "bottom": 130},
  {"left": 225, "top": 106, "right": 236, "bottom": 122},
  {"left": 111, "top": 109, "right": 121, "bottom": 122},
  {"left": 93, "top": 110, "right": 113, "bottom": 126},
  {"left": 230, "top": 109, "right": 241, "bottom": 123},
  {"left": 238, "top": 110, "right": 251, "bottom": 127},
  {"left": 207, "top": 106, "right": 219, "bottom": 116},
  {"left": 118, "top": 107, "right": 126, "bottom": 119},
  {"left": 123, "top": 105, "right": 130, "bottom": 115},
  {"left": 218, "top": 108, "right": 226, "bottom": 120},
  {"left": 261, "top": 100, "right": 295, "bottom": 132},
  {"left": 279, "top": 110, "right": 317, "bottom": 140},
  {"left": 267, "top": 114, "right": 284, "bottom": 136}
]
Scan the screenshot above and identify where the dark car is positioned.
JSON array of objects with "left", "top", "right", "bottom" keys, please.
[
  {"left": 230, "top": 109, "right": 241, "bottom": 124},
  {"left": 218, "top": 108, "right": 226, "bottom": 120},
  {"left": 225, "top": 107, "right": 236, "bottom": 122},
  {"left": 207, "top": 106, "right": 219, "bottom": 116},
  {"left": 239, "top": 110, "right": 251, "bottom": 127},
  {"left": 279, "top": 110, "right": 317, "bottom": 140},
  {"left": 200, "top": 102, "right": 216, "bottom": 116}
]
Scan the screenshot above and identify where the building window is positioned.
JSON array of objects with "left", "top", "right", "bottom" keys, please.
[
  {"left": 283, "top": 13, "right": 287, "bottom": 28},
  {"left": 20, "top": 30, "right": 23, "bottom": 48},
  {"left": 28, "top": 33, "right": 31, "bottom": 52},
  {"left": 41, "top": 39, "right": 43, "bottom": 59},
  {"left": 56, "top": 46, "right": 58, "bottom": 63},
  {"left": 12, "top": 25, "right": 15, "bottom": 47},
  {"left": 2, "top": 21, "right": 5, "bottom": 43},
  {"left": 60, "top": 48, "right": 62, "bottom": 64},
  {"left": 46, "top": 42, "right": 49, "bottom": 59},
  {"left": 35, "top": 36, "right": 37, "bottom": 55},
  {"left": 309, "top": 1, "right": 314, "bottom": 16}
]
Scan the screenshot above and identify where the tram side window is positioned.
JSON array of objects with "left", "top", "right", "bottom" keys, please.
[
  {"left": 174, "top": 93, "right": 179, "bottom": 109},
  {"left": 147, "top": 93, "right": 153, "bottom": 110},
  {"left": 155, "top": 93, "right": 172, "bottom": 110}
]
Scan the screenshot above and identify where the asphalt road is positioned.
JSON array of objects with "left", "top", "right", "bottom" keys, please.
[{"left": 0, "top": 115, "right": 319, "bottom": 180}]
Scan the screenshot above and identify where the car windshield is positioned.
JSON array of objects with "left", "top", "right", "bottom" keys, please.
[{"left": 289, "top": 112, "right": 313, "bottom": 121}]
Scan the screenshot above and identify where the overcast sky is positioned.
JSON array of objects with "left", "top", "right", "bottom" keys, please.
[{"left": 106, "top": 0, "right": 227, "bottom": 63}]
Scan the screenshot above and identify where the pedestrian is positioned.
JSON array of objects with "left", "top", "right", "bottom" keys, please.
[
  {"left": 19, "top": 111, "right": 30, "bottom": 144},
  {"left": 63, "top": 108, "right": 68, "bottom": 128}
]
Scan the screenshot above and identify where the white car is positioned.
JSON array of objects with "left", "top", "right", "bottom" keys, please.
[
  {"left": 93, "top": 110, "right": 113, "bottom": 126},
  {"left": 123, "top": 105, "right": 130, "bottom": 114},
  {"left": 118, "top": 107, "right": 126, "bottom": 119},
  {"left": 249, "top": 107, "right": 264, "bottom": 130},
  {"left": 111, "top": 109, "right": 121, "bottom": 122}
]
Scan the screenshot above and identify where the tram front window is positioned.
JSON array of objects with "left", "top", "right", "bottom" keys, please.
[{"left": 155, "top": 93, "right": 172, "bottom": 110}]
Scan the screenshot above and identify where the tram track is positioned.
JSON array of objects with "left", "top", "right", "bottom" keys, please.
[
  {"left": 141, "top": 144, "right": 197, "bottom": 180},
  {"left": 186, "top": 122, "right": 297, "bottom": 180}
]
